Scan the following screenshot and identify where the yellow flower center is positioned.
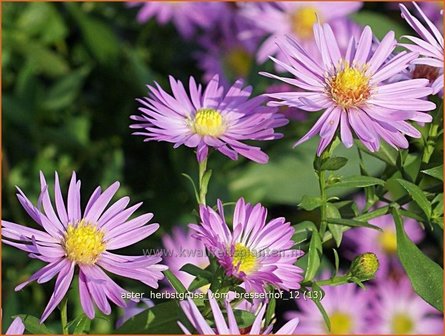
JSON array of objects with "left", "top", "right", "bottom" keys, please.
[
  {"left": 379, "top": 230, "right": 397, "bottom": 254},
  {"left": 391, "top": 313, "right": 414, "bottom": 334},
  {"left": 328, "top": 64, "right": 371, "bottom": 108},
  {"left": 223, "top": 47, "right": 252, "bottom": 78},
  {"left": 291, "top": 7, "right": 318, "bottom": 39},
  {"left": 232, "top": 243, "right": 257, "bottom": 275},
  {"left": 192, "top": 108, "right": 225, "bottom": 137},
  {"left": 63, "top": 220, "right": 106, "bottom": 265},
  {"left": 329, "top": 311, "right": 353, "bottom": 334}
]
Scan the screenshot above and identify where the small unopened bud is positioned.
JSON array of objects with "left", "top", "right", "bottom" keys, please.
[{"left": 350, "top": 252, "right": 379, "bottom": 281}]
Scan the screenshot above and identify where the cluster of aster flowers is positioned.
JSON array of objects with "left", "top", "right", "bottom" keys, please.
[{"left": 3, "top": 1, "right": 443, "bottom": 335}]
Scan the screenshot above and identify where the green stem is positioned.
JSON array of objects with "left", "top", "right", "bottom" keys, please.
[
  {"left": 60, "top": 297, "right": 68, "bottom": 335},
  {"left": 316, "top": 274, "right": 350, "bottom": 287},
  {"left": 317, "top": 150, "right": 330, "bottom": 237},
  {"left": 198, "top": 157, "right": 208, "bottom": 205},
  {"left": 422, "top": 101, "right": 442, "bottom": 165}
]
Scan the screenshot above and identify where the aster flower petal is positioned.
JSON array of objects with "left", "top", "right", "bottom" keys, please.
[
  {"left": 6, "top": 317, "right": 25, "bottom": 335},
  {"left": 41, "top": 261, "right": 75, "bottom": 322}
]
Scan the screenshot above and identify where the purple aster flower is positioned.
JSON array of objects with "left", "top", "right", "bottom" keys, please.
[
  {"left": 162, "top": 227, "right": 209, "bottom": 290},
  {"left": 370, "top": 277, "right": 443, "bottom": 334},
  {"left": 263, "top": 23, "right": 435, "bottom": 155},
  {"left": 240, "top": 2, "right": 362, "bottom": 66},
  {"left": 178, "top": 290, "right": 300, "bottom": 334},
  {"left": 5, "top": 317, "right": 25, "bottom": 335},
  {"left": 344, "top": 214, "right": 424, "bottom": 279},
  {"left": 2, "top": 172, "right": 167, "bottom": 322},
  {"left": 130, "top": 75, "right": 287, "bottom": 164},
  {"left": 286, "top": 281, "right": 373, "bottom": 334},
  {"left": 131, "top": 2, "right": 225, "bottom": 39},
  {"left": 400, "top": 2, "right": 444, "bottom": 95},
  {"left": 189, "top": 198, "right": 304, "bottom": 292}
]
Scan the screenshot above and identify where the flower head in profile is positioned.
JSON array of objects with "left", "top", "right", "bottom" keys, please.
[
  {"left": 371, "top": 277, "right": 443, "bottom": 334},
  {"left": 178, "top": 290, "right": 300, "bottom": 335},
  {"left": 130, "top": 75, "right": 287, "bottom": 164},
  {"left": 190, "top": 198, "right": 304, "bottom": 292},
  {"left": 263, "top": 24, "right": 435, "bottom": 155},
  {"left": 286, "top": 281, "right": 373, "bottom": 334},
  {"left": 400, "top": 2, "right": 444, "bottom": 95},
  {"left": 131, "top": 2, "right": 225, "bottom": 39},
  {"left": 240, "top": 2, "right": 362, "bottom": 66},
  {"left": 5, "top": 317, "right": 25, "bottom": 335},
  {"left": 2, "top": 172, "right": 167, "bottom": 322},
  {"left": 162, "top": 227, "right": 209, "bottom": 290}
]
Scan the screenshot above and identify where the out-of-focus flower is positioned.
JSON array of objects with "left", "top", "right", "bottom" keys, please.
[
  {"left": 263, "top": 23, "right": 435, "bottom": 155},
  {"left": 190, "top": 198, "right": 304, "bottom": 292},
  {"left": 371, "top": 277, "right": 443, "bottom": 334},
  {"left": 5, "top": 317, "right": 25, "bottom": 335},
  {"left": 400, "top": 2, "right": 444, "bottom": 95},
  {"left": 286, "top": 282, "right": 373, "bottom": 334},
  {"left": 162, "top": 227, "right": 209, "bottom": 290},
  {"left": 116, "top": 298, "right": 154, "bottom": 328},
  {"left": 131, "top": 2, "right": 226, "bottom": 39},
  {"left": 178, "top": 290, "right": 300, "bottom": 334},
  {"left": 196, "top": 14, "right": 258, "bottom": 87},
  {"left": 240, "top": 2, "right": 362, "bottom": 66},
  {"left": 130, "top": 75, "right": 287, "bottom": 164},
  {"left": 344, "top": 214, "right": 424, "bottom": 278},
  {"left": 2, "top": 172, "right": 167, "bottom": 321}
]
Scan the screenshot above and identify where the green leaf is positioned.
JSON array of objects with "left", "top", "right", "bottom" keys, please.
[
  {"left": 292, "top": 221, "right": 317, "bottom": 245},
  {"left": 41, "top": 67, "right": 90, "bottom": 110},
  {"left": 304, "top": 231, "right": 322, "bottom": 282},
  {"left": 397, "top": 179, "right": 432, "bottom": 218},
  {"left": 115, "top": 300, "right": 184, "bottom": 334},
  {"left": 299, "top": 195, "right": 322, "bottom": 211},
  {"left": 17, "top": 3, "right": 68, "bottom": 44},
  {"left": 164, "top": 270, "right": 187, "bottom": 294},
  {"left": 17, "top": 314, "right": 54, "bottom": 334},
  {"left": 65, "top": 3, "right": 119, "bottom": 65},
  {"left": 181, "top": 173, "right": 199, "bottom": 204},
  {"left": 392, "top": 208, "right": 443, "bottom": 312},
  {"left": 188, "top": 277, "right": 211, "bottom": 292},
  {"left": 233, "top": 310, "right": 256, "bottom": 329},
  {"left": 421, "top": 165, "right": 443, "bottom": 181},
  {"left": 333, "top": 249, "right": 340, "bottom": 277},
  {"left": 358, "top": 141, "right": 398, "bottom": 166},
  {"left": 180, "top": 264, "right": 213, "bottom": 280},
  {"left": 320, "top": 156, "right": 348, "bottom": 171},
  {"left": 71, "top": 314, "right": 91, "bottom": 334},
  {"left": 354, "top": 206, "right": 390, "bottom": 222},
  {"left": 327, "top": 218, "right": 383, "bottom": 231},
  {"left": 265, "top": 295, "right": 276, "bottom": 326},
  {"left": 327, "top": 176, "right": 385, "bottom": 189},
  {"left": 326, "top": 203, "right": 343, "bottom": 247},
  {"left": 310, "top": 283, "right": 330, "bottom": 331}
]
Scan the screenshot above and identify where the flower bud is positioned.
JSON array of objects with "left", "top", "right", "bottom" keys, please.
[{"left": 350, "top": 252, "right": 379, "bottom": 281}]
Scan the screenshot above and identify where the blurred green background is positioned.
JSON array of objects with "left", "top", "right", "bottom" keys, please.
[{"left": 2, "top": 2, "right": 443, "bottom": 334}]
